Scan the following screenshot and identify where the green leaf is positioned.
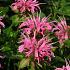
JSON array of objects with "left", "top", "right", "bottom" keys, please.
[
  {"left": 60, "top": 0, "right": 66, "bottom": 8},
  {"left": 10, "top": 54, "right": 24, "bottom": 59},
  {"left": 1, "top": 46, "right": 11, "bottom": 52},
  {"left": 11, "top": 15, "right": 25, "bottom": 26},
  {"left": 39, "top": 12, "right": 46, "bottom": 18},
  {"left": 19, "top": 58, "right": 30, "bottom": 69},
  {"left": 11, "top": 15, "right": 19, "bottom": 26},
  {"left": 64, "top": 39, "right": 70, "bottom": 48},
  {"left": 51, "top": 56, "right": 65, "bottom": 67},
  {"left": 54, "top": 56, "right": 65, "bottom": 62},
  {"left": 3, "top": 28, "right": 13, "bottom": 37},
  {"left": 62, "top": 5, "right": 70, "bottom": 16},
  {"left": 0, "top": 7, "right": 9, "bottom": 16},
  {"left": 58, "top": 1, "right": 70, "bottom": 16}
]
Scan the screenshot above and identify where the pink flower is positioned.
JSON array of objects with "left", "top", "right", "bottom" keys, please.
[
  {"left": 18, "top": 16, "right": 53, "bottom": 63},
  {"left": 11, "top": 0, "right": 40, "bottom": 13},
  {"left": 18, "top": 34, "right": 53, "bottom": 62},
  {"left": 55, "top": 65, "right": 70, "bottom": 70},
  {"left": 35, "top": 37, "right": 52, "bottom": 62},
  {"left": 19, "top": 17, "right": 52, "bottom": 35},
  {"left": 52, "top": 18, "right": 68, "bottom": 44},
  {"left": 18, "top": 37, "right": 34, "bottom": 57},
  {"left": 0, "top": 16, "right": 5, "bottom": 28}
]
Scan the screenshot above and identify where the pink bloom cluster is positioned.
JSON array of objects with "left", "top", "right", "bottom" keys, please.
[
  {"left": 18, "top": 36, "right": 52, "bottom": 62},
  {"left": 0, "top": 16, "right": 5, "bottom": 28},
  {"left": 55, "top": 65, "right": 70, "bottom": 70},
  {"left": 18, "top": 16, "right": 69, "bottom": 62},
  {"left": 11, "top": 0, "right": 40, "bottom": 13},
  {"left": 18, "top": 17, "right": 53, "bottom": 62},
  {"left": 19, "top": 17, "right": 52, "bottom": 35},
  {"left": 52, "top": 18, "right": 68, "bottom": 44}
]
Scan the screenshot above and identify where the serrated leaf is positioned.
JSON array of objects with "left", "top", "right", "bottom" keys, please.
[{"left": 19, "top": 58, "right": 30, "bottom": 69}]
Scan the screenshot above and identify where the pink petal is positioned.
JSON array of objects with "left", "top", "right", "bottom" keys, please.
[{"left": 18, "top": 45, "right": 24, "bottom": 52}]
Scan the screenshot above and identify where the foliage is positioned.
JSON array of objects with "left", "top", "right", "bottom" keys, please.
[{"left": 0, "top": 0, "right": 70, "bottom": 70}]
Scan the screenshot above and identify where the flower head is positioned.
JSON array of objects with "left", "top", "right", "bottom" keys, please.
[
  {"left": 19, "top": 17, "right": 52, "bottom": 35},
  {"left": 55, "top": 65, "right": 70, "bottom": 70},
  {"left": 18, "top": 35, "right": 53, "bottom": 63},
  {"left": 18, "top": 16, "right": 53, "bottom": 63},
  {"left": 52, "top": 18, "right": 68, "bottom": 44},
  {"left": 34, "top": 37, "right": 53, "bottom": 62},
  {"left": 11, "top": 0, "right": 40, "bottom": 13}
]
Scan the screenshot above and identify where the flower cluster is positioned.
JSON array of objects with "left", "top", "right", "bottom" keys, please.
[
  {"left": 55, "top": 65, "right": 70, "bottom": 70},
  {"left": 19, "top": 17, "right": 52, "bottom": 35},
  {"left": 0, "top": 16, "right": 5, "bottom": 29},
  {"left": 18, "top": 16, "right": 69, "bottom": 63},
  {"left": 11, "top": 0, "right": 40, "bottom": 13},
  {"left": 18, "top": 16, "right": 53, "bottom": 62},
  {"left": 52, "top": 18, "right": 68, "bottom": 44}
]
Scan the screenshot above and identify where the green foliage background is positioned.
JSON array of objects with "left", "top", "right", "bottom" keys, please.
[{"left": 0, "top": 0, "right": 70, "bottom": 70}]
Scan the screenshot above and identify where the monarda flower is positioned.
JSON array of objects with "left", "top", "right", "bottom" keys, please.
[
  {"left": 34, "top": 37, "right": 53, "bottom": 62},
  {"left": 11, "top": 0, "right": 40, "bottom": 13},
  {"left": 18, "top": 16, "right": 53, "bottom": 63},
  {"left": 19, "top": 17, "right": 52, "bottom": 35},
  {"left": 18, "top": 35, "right": 53, "bottom": 63},
  {"left": 52, "top": 18, "right": 68, "bottom": 44},
  {"left": 55, "top": 65, "right": 70, "bottom": 70}
]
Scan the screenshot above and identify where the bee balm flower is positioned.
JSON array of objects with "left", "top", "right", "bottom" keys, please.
[
  {"left": 18, "top": 16, "right": 53, "bottom": 63},
  {"left": 19, "top": 17, "right": 52, "bottom": 35},
  {"left": 52, "top": 18, "right": 68, "bottom": 44},
  {"left": 11, "top": 0, "right": 40, "bottom": 13},
  {"left": 18, "top": 36, "right": 53, "bottom": 63},
  {"left": 55, "top": 65, "right": 70, "bottom": 70}
]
